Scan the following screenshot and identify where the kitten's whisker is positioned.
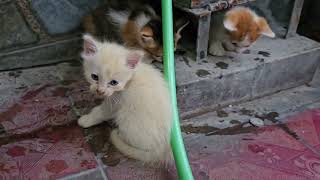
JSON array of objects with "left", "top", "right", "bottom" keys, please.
[
  {"left": 107, "top": 97, "right": 113, "bottom": 111},
  {"left": 112, "top": 96, "right": 120, "bottom": 104}
]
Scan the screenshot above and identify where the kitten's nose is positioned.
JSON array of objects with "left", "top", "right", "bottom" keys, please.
[{"left": 96, "top": 89, "right": 104, "bottom": 95}]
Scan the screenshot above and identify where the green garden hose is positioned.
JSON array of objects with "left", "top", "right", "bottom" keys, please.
[{"left": 161, "top": 0, "right": 194, "bottom": 179}]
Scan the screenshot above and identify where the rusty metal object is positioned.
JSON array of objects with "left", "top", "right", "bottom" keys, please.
[
  {"left": 175, "top": 0, "right": 255, "bottom": 9},
  {"left": 174, "top": 0, "right": 210, "bottom": 9},
  {"left": 16, "top": 0, "right": 50, "bottom": 40},
  {"left": 286, "top": 0, "right": 304, "bottom": 38},
  {"left": 207, "top": 0, "right": 255, "bottom": 12}
]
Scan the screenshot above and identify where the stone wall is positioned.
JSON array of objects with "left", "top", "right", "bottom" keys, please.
[{"left": 0, "top": 0, "right": 103, "bottom": 71}]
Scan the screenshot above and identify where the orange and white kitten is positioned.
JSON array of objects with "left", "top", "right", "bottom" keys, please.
[
  {"left": 209, "top": 7, "right": 275, "bottom": 56},
  {"left": 77, "top": 34, "right": 172, "bottom": 164}
]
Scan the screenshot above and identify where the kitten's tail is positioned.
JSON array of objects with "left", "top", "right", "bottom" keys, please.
[
  {"left": 110, "top": 129, "right": 171, "bottom": 164},
  {"left": 107, "top": 9, "right": 130, "bottom": 28}
]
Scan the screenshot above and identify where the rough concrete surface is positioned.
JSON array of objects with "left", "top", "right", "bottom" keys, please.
[
  {"left": 30, "top": 0, "right": 102, "bottom": 35},
  {"left": 0, "top": 38, "right": 81, "bottom": 70},
  {"left": 0, "top": 2, "right": 37, "bottom": 50},
  {"left": 177, "top": 35, "right": 320, "bottom": 117}
]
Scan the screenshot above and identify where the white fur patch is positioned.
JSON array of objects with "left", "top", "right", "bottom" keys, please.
[
  {"left": 107, "top": 9, "right": 152, "bottom": 30},
  {"left": 107, "top": 9, "right": 130, "bottom": 27},
  {"left": 135, "top": 13, "right": 151, "bottom": 29},
  {"left": 145, "top": 5, "right": 156, "bottom": 16},
  {"left": 261, "top": 30, "right": 275, "bottom": 38},
  {"left": 223, "top": 19, "right": 237, "bottom": 31}
]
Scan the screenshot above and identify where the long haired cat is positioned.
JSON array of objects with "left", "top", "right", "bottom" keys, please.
[
  {"left": 107, "top": 5, "right": 189, "bottom": 62},
  {"left": 82, "top": 3, "right": 189, "bottom": 63},
  {"left": 78, "top": 34, "right": 173, "bottom": 164},
  {"left": 209, "top": 7, "right": 275, "bottom": 56}
]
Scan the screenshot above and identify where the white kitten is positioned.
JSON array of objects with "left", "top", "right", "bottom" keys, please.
[{"left": 78, "top": 34, "right": 173, "bottom": 164}]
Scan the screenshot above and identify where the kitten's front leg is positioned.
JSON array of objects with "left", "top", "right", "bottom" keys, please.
[
  {"left": 223, "top": 41, "right": 237, "bottom": 52},
  {"left": 209, "top": 41, "right": 226, "bottom": 57},
  {"left": 78, "top": 105, "right": 106, "bottom": 128}
]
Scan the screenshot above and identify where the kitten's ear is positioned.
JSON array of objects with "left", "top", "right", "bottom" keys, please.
[
  {"left": 257, "top": 18, "right": 275, "bottom": 38},
  {"left": 140, "top": 27, "right": 155, "bottom": 46},
  {"left": 223, "top": 18, "right": 237, "bottom": 31},
  {"left": 81, "top": 34, "right": 100, "bottom": 59},
  {"left": 174, "top": 20, "right": 189, "bottom": 49},
  {"left": 127, "top": 50, "right": 144, "bottom": 69}
]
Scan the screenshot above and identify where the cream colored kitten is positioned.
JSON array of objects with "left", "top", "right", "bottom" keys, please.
[
  {"left": 77, "top": 34, "right": 173, "bottom": 164},
  {"left": 209, "top": 7, "right": 275, "bottom": 56}
]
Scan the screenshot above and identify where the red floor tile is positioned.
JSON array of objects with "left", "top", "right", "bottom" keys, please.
[
  {"left": 0, "top": 126, "right": 96, "bottom": 180},
  {"left": 0, "top": 84, "right": 76, "bottom": 134},
  {"left": 181, "top": 110, "right": 320, "bottom": 180},
  {"left": 0, "top": 83, "right": 97, "bottom": 180}
]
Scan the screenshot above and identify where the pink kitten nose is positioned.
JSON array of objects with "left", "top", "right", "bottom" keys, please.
[{"left": 96, "top": 89, "right": 104, "bottom": 95}]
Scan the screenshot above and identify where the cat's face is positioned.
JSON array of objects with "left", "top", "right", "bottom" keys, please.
[
  {"left": 224, "top": 7, "right": 275, "bottom": 49},
  {"left": 81, "top": 34, "right": 143, "bottom": 97},
  {"left": 139, "top": 19, "right": 189, "bottom": 61},
  {"left": 139, "top": 20, "right": 163, "bottom": 61}
]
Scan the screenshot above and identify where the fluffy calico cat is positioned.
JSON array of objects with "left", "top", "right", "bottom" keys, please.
[
  {"left": 107, "top": 5, "right": 189, "bottom": 62},
  {"left": 107, "top": 5, "right": 164, "bottom": 62},
  {"left": 83, "top": 3, "right": 188, "bottom": 63},
  {"left": 78, "top": 34, "right": 173, "bottom": 164},
  {"left": 209, "top": 7, "right": 275, "bottom": 56}
]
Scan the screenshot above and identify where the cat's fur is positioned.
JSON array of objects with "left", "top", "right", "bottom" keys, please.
[
  {"left": 209, "top": 7, "right": 275, "bottom": 56},
  {"left": 82, "top": 2, "right": 189, "bottom": 63},
  {"left": 107, "top": 5, "right": 164, "bottom": 62},
  {"left": 107, "top": 5, "right": 189, "bottom": 62},
  {"left": 78, "top": 34, "right": 173, "bottom": 164}
]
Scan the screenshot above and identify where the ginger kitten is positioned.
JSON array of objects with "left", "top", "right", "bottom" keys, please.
[
  {"left": 209, "top": 7, "right": 275, "bottom": 56},
  {"left": 78, "top": 34, "right": 173, "bottom": 164}
]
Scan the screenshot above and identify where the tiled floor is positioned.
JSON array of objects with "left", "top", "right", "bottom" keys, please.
[
  {"left": 1, "top": 62, "right": 320, "bottom": 179},
  {"left": 182, "top": 110, "right": 320, "bottom": 179}
]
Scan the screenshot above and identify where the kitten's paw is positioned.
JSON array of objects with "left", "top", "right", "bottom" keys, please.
[
  {"left": 78, "top": 115, "right": 94, "bottom": 128},
  {"left": 223, "top": 42, "right": 237, "bottom": 52},
  {"left": 235, "top": 47, "right": 243, "bottom": 53},
  {"left": 209, "top": 43, "right": 226, "bottom": 57}
]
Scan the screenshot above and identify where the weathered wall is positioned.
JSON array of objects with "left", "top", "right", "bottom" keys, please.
[
  {"left": 247, "top": 0, "right": 294, "bottom": 37},
  {"left": 0, "top": 0, "right": 102, "bottom": 71},
  {"left": 298, "top": 0, "right": 320, "bottom": 42}
]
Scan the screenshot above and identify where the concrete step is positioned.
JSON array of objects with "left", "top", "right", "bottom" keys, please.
[
  {"left": 176, "top": 84, "right": 320, "bottom": 180},
  {"left": 175, "top": 35, "right": 320, "bottom": 118},
  {"left": 182, "top": 84, "right": 320, "bottom": 131}
]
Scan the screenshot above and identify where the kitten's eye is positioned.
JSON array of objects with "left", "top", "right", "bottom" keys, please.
[
  {"left": 109, "top": 80, "right": 118, "bottom": 86},
  {"left": 91, "top": 74, "right": 99, "bottom": 81}
]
